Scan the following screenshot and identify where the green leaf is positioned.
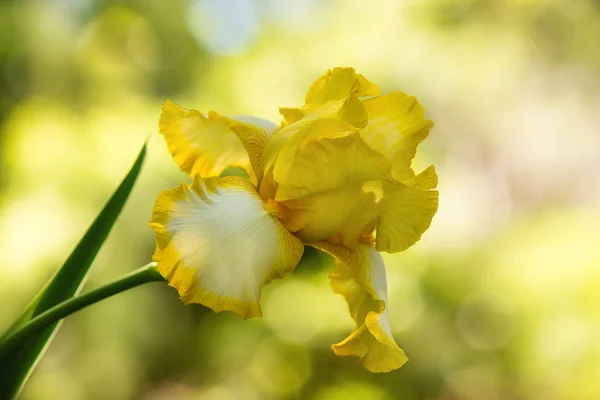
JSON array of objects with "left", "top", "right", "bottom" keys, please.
[{"left": 0, "top": 142, "right": 147, "bottom": 399}]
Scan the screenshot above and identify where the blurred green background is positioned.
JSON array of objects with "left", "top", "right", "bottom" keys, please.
[{"left": 1, "top": 0, "right": 600, "bottom": 399}]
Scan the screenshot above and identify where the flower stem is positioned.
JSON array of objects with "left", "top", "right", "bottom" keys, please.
[{"left": 0, "top": 262, "right": 164, "bottom": 356}]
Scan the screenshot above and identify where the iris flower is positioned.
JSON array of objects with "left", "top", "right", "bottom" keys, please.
[{"left": 149, "top": 67, "right": 438, "bottom": 373}]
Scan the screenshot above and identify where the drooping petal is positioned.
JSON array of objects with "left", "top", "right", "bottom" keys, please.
[
  {"left": 279, "top": 67, "right": 380, "bottom": 129},
  {"left": 312, "top": 241, "right": 408, "bottom": 373},
  {"left": 360, "top": 92, "right": 434, "bottom": 181},
  {"left": 149, "top": 176, "right": 304, "bottom": 318},
  {"left": 375, "top": 167, "right": 439, "bottom": 253},
  {"left": 159, "top": 100, "right": 276, "bottom": 180}
]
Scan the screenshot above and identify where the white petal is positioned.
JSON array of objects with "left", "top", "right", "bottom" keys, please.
[{"left": 150, "top": 176, "right": 304, "bottom": 318}]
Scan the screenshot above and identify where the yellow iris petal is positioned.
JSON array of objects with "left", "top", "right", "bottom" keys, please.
[
  {"left": 279, "top": 67, "right": 380, "bottom": 129},
  {"left": 273, "top": 122, "right": 391, "bottom": 201},
  {"left": 208, "top": 112, "right": 275, "bottom": 180},
  {"left": 258, "top": 118, "right": 318, "bottom": 200},
  {"left": 375, "top": 167, "right": 439, "bottom": 253},
  {"left": 259, "top": 118, "right": 369, "bottom": 201},
  {"left": 267, "top": 122, "right": 392, "bottom": 244},
  {"left": 259, "top": 114, "right": 437, "bottom": 253},
  {"left": 360, "top": 92, "right": 434, "bottom": 181},
  {"left": 279, "top": 184, "right": 379, "bottom": 245},
  {"left": 354, "top": 73, "right": 381, "bottom": 97},
  {"left": 159, "top": 100, "right": 276, "bottom": 180},
  {"left": 312, "top": 241, "right": 408, "bottom": 373},
  {"left": 149, "top": 176, "right": 304, "bottom": 319}
]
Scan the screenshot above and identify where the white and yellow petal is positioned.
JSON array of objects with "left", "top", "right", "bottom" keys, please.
[
  {"left": 149, "top": 176, "right": 304, "bottom": 318},
  {"left": 159, "top": 100, "right": 276, "bottom": 180},
  {"left": 312, "top": 241, "right": 408, "bottom": 373}
]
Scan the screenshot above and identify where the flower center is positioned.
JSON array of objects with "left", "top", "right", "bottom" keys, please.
[{"left": 265, "top": 199, "right": 286, "bottom": 219}]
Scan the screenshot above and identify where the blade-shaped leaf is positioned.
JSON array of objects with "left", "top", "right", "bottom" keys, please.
[{"left": 0, "top": 142, "right": 147, "bottom": 399}]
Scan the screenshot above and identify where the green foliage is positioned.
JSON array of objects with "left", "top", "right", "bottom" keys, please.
[{"left": 0, "top": 143, "right": 147, "bottom": 399}]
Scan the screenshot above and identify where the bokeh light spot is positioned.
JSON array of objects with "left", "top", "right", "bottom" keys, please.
[
  {"left": 263, "top": 279, "right": 329, "bottom": 343},
  {"left": 247, "top": 338, "right": 312, "bottom": 396},
  {"left": 456, "top": 292, "right": 516, "bottom": 350}
]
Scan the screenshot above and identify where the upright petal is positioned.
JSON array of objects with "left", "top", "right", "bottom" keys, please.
[
  {"left": 304, "top": 67, "right": 379, "bottom": 104},
  {"left": 268, "top": 122, "right": 393, "bottom": 244},
  {"left": 312, "top": 241, "right": 408, "bottom": 373},
  {"left": 259, "top": 118, "right": 361, "bottom": 200},
  {"left": 360, "top": 92, "right": 434, "bottom": 181},
  {"left": 279, "top": 67, "right": 380, "bottom": 129},
  {"left": 273, "top": 124, "right": 391, "bottom": 201},
  {"left": 258, "top": 118, "right": 319, "bottom": 200},
  {"left": 149, "top": 176, "right": 304, "bottom": 318},
  {"left": 159, "top": 100, "right": 276, "bottom": 180},
  {"left": 278, "top": 183, "right": 379, "bottom": 245},
  {"left": 375, "top": 167, "right": 439, "bottom": 253},
  {"left": 208, "top": 112, "right": 277, "bottom": 181}
]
